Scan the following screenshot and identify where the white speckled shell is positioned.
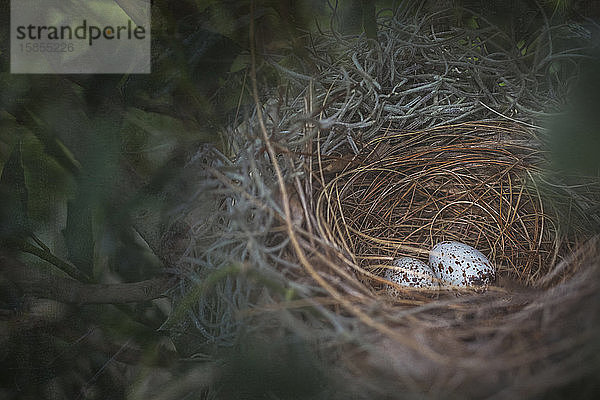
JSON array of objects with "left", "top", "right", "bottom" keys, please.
[
  {"left": 429, "top": 241, "right": 495, "bottom": 287},
  {"left": 385, "top": 257, "right": 439, "bottom": 294}
]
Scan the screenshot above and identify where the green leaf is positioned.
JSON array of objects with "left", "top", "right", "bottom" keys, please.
[
  {"left": 63, "top": 197, "right": 94, "bottom": 276},
  {"left": 21, "top": 131, "right": 75, "bottom": 225},
  {"left": 1, "top": 141, "right": 27, "bottom": 214},
  {"left": 340, "top": 0, "right": 363, "bottom": 35},
  {"left": 230, "top": 54, "right": 251, "bottom": 73},
  {"left": 467, "top": 16, "right": 479, "bottom": 29},
  {"left": 26, "top": 109, "right": 81, "bottom": 176},
  {"left": 361, "top": 0, "right": 377, "bottom": 39},
  {"left": 0, "top": 140, "right": 30, "bottom": 242},
  {"left": 517, "top": 39, "right": 528, "bottom": 55}
]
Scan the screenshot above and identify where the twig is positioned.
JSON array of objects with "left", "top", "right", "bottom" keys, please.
[{"left": 2, "top": 252, "right": 170, "bottom": 304}]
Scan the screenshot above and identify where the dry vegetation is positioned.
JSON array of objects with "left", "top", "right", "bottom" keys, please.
[{"left": 165, "top": 5, "right": 600, "bottom": 398}]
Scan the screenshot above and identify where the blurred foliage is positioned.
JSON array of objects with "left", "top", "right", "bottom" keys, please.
[
  {"left": 213, "top": 333, "right": 329, "bottom": 400},
  {"left": 0, "top": 139, "right": 30, "bottom": 243},
  {"left": 550, "top": 52, "right": 600, "bottom": 175},
  {"left": 0, "top": 0, "right": 598, "bottom": 398}
]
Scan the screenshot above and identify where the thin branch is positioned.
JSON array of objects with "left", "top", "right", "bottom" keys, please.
[
  {"left": 2, "top": 252, "right": 171, "bottom": 304},
  {"left": 18, "top": 240, "right": 91, "bottom": 282}
]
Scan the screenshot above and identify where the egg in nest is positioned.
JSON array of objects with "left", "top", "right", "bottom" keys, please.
[
  {"left": 429, "top": 241, "right": 495, "bottom": 288},
  {"left": 384, "top": 257, "right": 439, "bottom": 295}
]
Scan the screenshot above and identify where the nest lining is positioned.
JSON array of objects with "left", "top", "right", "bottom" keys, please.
[{"left": 317, "top": 121, "right": 574, "bottom": 293}]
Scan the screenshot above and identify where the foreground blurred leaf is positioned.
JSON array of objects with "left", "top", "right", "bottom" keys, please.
[
  {"left": 21, "top": 131, "right": 75, "bottom": 228},
  {"left": 63, "top": 197, "right": 94, "bottom": 276},
  {"left": 0, "top": 139, "right": 29, "bottom": 242},
  {"left": 214, "top": 334, "right": 329, "bottom": 399},
  {"left": 550, "top": 53, "right": 600, "bottom": 175}
]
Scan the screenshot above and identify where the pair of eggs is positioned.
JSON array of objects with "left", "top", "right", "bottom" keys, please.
[{"left": 384, "top": 241, "right": 495, "bottom": 293}]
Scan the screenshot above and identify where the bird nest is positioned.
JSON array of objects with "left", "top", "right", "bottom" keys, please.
[
  {"left": 168, "top": 6, "right": 600, "bottom": 399},
  {"left": 317, "top": 121, "right": 574, "bottom": 295},
  {"left": 303, "top": 121, "right": 599, "bottom": 398}
]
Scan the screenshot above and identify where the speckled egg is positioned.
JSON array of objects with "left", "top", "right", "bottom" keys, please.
[
  {"left": 429, "top": 241, "right": 495, "bottom": 288},
  {"left": 384, "top": 257, "right": 439, "bottom": 294}
]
